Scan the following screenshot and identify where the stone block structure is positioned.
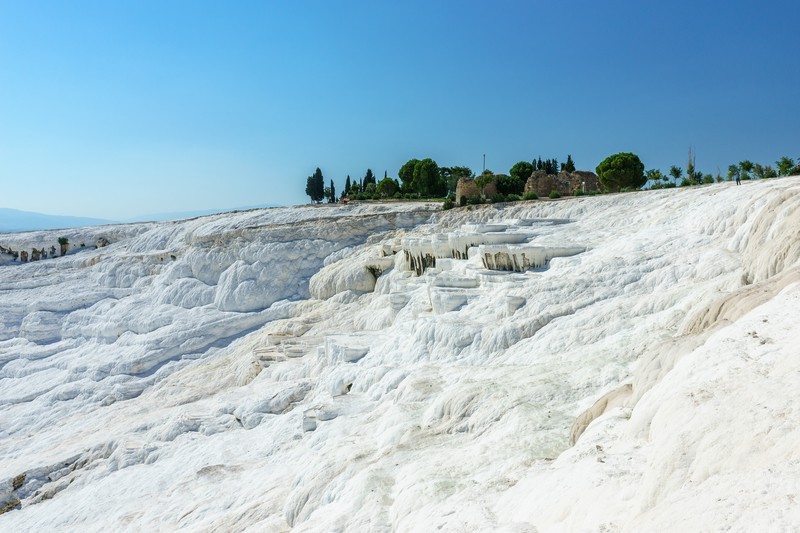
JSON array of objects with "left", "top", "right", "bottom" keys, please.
[
  {"left": 455, "top": 178, "right": 499, "bottom": 201},
  {"left": 524, "top": 170, "right": 600, "bottom": 197},
  {"left": 455, "top": 178, "right": 480, "bottom": 201}
]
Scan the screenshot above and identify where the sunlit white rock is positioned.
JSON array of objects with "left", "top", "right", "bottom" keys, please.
[{"left": 1, "top": 184, "right": 800, "bottom": 531}]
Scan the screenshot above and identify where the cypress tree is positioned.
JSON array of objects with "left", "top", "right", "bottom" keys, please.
[
  {"left": 314, "top": 168, "right": 324, "bottom": 201},
  {"left": 563, "top": 155, "right": 576, "bottom": 172},
  {"left": 306, "top": 168, "right": 325, "bottom": 203},
  {"left": 344, "top": 175, "right": 351, "bottom": 196},
  {"left": 364, "top": 168, "right": 375, "bottom": 186}
]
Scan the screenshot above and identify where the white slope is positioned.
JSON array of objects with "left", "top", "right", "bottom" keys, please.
[{"left": 1, "top": 181, "right": 799, "bottom": 531}]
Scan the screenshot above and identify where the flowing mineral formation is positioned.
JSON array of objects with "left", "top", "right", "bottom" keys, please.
[{"left": 2, "top": 180, "right": 800, "bottom": 531}]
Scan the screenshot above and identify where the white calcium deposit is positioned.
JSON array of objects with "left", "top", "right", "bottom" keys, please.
[{"left": 2, "top": 181, "right": 800, "bottom": 531}]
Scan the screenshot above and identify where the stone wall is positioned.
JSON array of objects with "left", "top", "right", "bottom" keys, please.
[
  {"left": 455, "top": 178, "right": 498, "bottom": 201},
  {"left": 455, "top": 178, "right": 480, "bottom": 201},
  {"left": 524, "top": 170, "right": 600, "bottom": 196}
]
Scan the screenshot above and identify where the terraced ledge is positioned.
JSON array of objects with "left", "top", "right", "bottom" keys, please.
[{"left": 479, "top": 244, "right": 585, "bottom": 272}]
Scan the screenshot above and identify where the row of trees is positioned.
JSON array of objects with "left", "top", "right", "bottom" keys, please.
[
  {"left": 306, "top": 167, "right": 402, "bottom": 203},
  {"left": 305, "top": 154, "right": 582, "bottom": 203},
  {"left": 643, "top": 155, "right": 800, "bottom": 189},
  {"left": 305, "top": 152, "right": 800, "bottom": 203}
]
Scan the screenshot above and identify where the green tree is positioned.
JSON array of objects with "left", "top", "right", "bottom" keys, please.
[
  {"left": 328, "top": 179, "right": 337, "bottom": 203},
  {"left": 595, "top": 152, "right": 646, "bottom": 192},
  {"left": 777, "top": 156, "right": 795, "bottom": 176},
  {"left": 686, "top": 156, "right": 696, "bottom": 184},
  {"left": 364, "top": 169, "right": 376, "bottom": 187},
  {"left": 305, "top": 167, "right": 325, "bottom": 203},
  {"left": 412, "top": 158, "right": 444, "bottom": 196},
  {"left": 753, "top": 163, "right": 765, "bottom": 180},
  {"left": 441, "top": 166, "right": 474, "bottom": 195},
  {"left": 562, "top": 154, "right": 576, "bottom": 172},
  {"left": 450, "top": 166, "right": 474, "bottom": 179},
  {"left": 669, "top": 165, "right": 682, "bottom": 184},
  {"left": 398, "top": 159, "right": 420, "bottom": 191},
  {"left": 57, "top": 237, "right": 69, "bottom": 257},
  {"left": 377, "top": 177, "right": 399, "bottom": 197},
  {"left": 509, "top": 161, "right": 534, "bottom": 183},
  {"left": 344, "top": 175, "right": 351, "bottom": 196},
  {"left": 645, "top": 169, "right": 664, "bottom": 187},
  {"left": 739, "top": 160, "right": 754, "bottom": 180},
  {"left": 727, "top": 164, "right": 739, "bottom": 182},
  {"left": 495, "top": 174, "right": 524, "bottom": 195},
  {"left": 474, "top": 173, "right": 495, "bottom": 193}
]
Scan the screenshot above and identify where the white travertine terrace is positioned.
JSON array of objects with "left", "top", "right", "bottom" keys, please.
[
  {"left": 3, "top": 181, "right": 800, "bottom": 531},
  {"left": 479, "top": 244, "right": 586, "bottom": 272}
]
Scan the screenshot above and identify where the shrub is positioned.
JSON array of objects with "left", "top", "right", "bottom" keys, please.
[
  {"left": 574, "top": 189, "right": 586, "bottom": 196},
  {"left": 703, "top": 174, "right": 714, "bottom": 184},
  {"left": 442, "top": 199, "right": 454, "bottom": 210},
  {"left": 523, "top": 191, "right": 538, "bottom": 201},
  {"left": 467, "top": 196, "right": 483, "bottom": 205},
  {"left": 489, "top": 194, "right": 506, "bottom": 203},
  {"left": 548, "top": 190, "right": 561, "bottom": 199},
  {"left": 506, "top": 194, "right": 521, "bottom": 202},
  {"left": 663, "top": 182, "right": 677, "bottom": 188},
  {"left": 393, "top": 192, "right": 402, "bottom": 199},
  {"left": 679, "top": 178, "right": 692, "bottom": 187}
]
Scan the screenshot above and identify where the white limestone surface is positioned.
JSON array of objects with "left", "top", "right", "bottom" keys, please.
[{"left": 1, "top": 181, "right": 800, "bottom": 532}]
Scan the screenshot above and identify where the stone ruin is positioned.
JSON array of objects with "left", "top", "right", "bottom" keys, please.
[
  {"left": 455, "top": 178, "right": 498, "bottom": 201},
  {"left": 96, "top": 237, "right": 110, "bottom": 248},
  {"left": 0, "top": 245, "right": 19, "bottom": 261},
  {"left": 524, "top": 170, "right": 600, "bottom": 197}
]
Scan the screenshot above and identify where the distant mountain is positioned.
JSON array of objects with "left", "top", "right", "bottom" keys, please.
[
  {"left": 126, "top": 204, "right": 282, "bottom": 223},
  {"left": 0, "top": 208, "right": 115, "bottom": 233}
]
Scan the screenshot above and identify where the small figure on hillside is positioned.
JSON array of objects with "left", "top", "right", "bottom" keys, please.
[
  {"left": 20, "top": 251, "right": 28, "bottom": 262},
  {"left": 736, "top": 174, "right": 741, "bottom": 186}
]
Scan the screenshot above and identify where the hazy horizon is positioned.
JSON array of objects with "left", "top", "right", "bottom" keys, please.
[{"left": 0, "top": 202, "right": 285, "bottom": 233}]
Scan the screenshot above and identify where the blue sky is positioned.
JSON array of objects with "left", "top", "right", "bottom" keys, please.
[{"left": 1, "top": 0, "right": 798, "bottom": 219}]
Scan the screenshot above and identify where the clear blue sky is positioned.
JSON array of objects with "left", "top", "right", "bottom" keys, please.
[{"left": 1, "top": 0, "right": 798, "bottom": 219}]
